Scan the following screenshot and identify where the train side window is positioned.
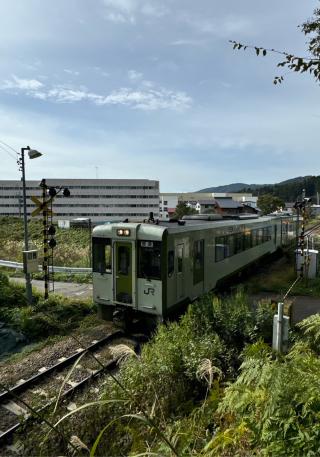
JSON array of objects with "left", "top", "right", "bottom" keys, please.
[
  {"left": 138, "top": 241, "right": 161, "bottom": 280},
  {"left": 105, "top": 245, "right": 112, "bottom": 273},
  {"left": 168, "top": 250, "right": 174, "bottom": 277},
  {"left": 177, "top": 245, "right": 183, "bottom": 273},
  {"left": 193, "top": 239, "right": 204, "bottom": 284},
  {"left": 215, "top": 236, "right": 225, "bottom": 262},
  {"left": 244, "top": 230, "right": 252, "bottom": 250},
  {"left": 257, "top": 228, "right": 264, "bottom": 245},
  {"left": 235, "top": 233, "right": 244, "bottom": 253},
  {"left": 92, "top": 237, "right": 112, "bottom": 274}
]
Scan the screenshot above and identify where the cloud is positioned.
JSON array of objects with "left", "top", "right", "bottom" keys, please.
[
  {"left": 1, "top": 75, "right": 192, "bottom": 111},
  {"left": 128, "top": 69, "right": 143, "bottom": 81},
  {"left": 97, "top": 87, "right": 192, "bottom": 111},
  {"left": 63, "top": 69, "right": 80, "bottom": 76},
  {"left": 101, "top": 0, "right": 169, "bottom": 23},
  {"left": 180, "top": 14, "right": 254, "bottom": 38},
  {"left": 170, "top": 39, "right": 206, "bottom": 47},
  {"left": 1, "top": 75, "right": 44, "bottom": 91}
]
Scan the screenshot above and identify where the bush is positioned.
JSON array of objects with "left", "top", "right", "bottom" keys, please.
[{"left": 0, "top": 272, "right": 95, "bottom": 340}]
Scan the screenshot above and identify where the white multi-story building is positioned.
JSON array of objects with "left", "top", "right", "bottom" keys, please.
[{"left": 0, "top": 179, "right": 159, "bottom": 223}]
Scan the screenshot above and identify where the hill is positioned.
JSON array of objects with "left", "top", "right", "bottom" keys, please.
[
  {"left": 197, "top": 183, "right": 263, "bottom": 193},
  {"left": 198, "top": 176, "right": 320, "bottom": 202}
]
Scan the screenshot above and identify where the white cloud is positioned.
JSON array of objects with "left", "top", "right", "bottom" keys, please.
[
  {"left": 128, "top": 69, "right": 143, "bottom": 81},
  {"left": 141, "top": 4, "right": 169, "bottom": 18},
  {"left": 180, "top": 14, "right": 254, "bottom": 38},
  {"left": 63, "top": 69, "right": 80, "bottom": 76},
  {"left": 101, "top": 0, "right": 169, "bottom": 23},
  {"left": 98, "top": 87, "right": 192, "bottom": 111},
  {"left": 1, "top": 75, "right": 44, "bottom": 91},
  {"left": 1, "top": 75, "right": 192, "bottom": 111},
  {"left": 170, "top": 39, "right": 205, "bottom": 46}
]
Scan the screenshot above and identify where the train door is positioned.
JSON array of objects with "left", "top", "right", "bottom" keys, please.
[
  {"left": 114, "top": 241, "right": 133, "bottom": 305},
  {"left": 176, "top": 243, "right": 184, "bottom": 299}
]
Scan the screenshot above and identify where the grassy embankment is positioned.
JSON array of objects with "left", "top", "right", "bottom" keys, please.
[
  {"left": 0, "top": 216, "right": 91, "bottom": 283},
  {"left": 18, "top": 289, "right": 320, "bottom": 457},
  {"left": 0, "top": 271, "right": 96, "bottom": 343}
]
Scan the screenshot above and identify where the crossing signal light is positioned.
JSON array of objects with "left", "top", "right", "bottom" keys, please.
[
  {"left": 48, "top": 187, "right": 57, "bottom": 197},
  {"left": 63, "top": 188, "right": 70, "bottom": 197},
  {"left": 48, "top": 238, "right": 57, "bottom": 249},
  {"left": 48, "top": 225, "right": 56, "bottom": 236}
]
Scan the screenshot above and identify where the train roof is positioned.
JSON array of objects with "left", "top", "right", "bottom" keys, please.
[{"left": 92, "top": 215, "right": 293, "bottom": 240}]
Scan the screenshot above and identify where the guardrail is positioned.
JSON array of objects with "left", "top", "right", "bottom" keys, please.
[{"left": 0, "top": 259, "right": 92, "bottom": 274}]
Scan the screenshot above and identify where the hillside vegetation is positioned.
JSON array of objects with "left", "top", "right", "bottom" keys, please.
[{"left": 198, "top": 175, "right": 320, "bottom": 202}]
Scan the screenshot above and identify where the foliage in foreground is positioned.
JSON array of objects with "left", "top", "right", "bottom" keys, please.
[{"left": 24, "top": 291, "right": 276, "bottom": 456}]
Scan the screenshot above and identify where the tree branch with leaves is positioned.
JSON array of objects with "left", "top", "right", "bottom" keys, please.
[{"left": 230, "top": 5, "right": 320, "bottom": 84}]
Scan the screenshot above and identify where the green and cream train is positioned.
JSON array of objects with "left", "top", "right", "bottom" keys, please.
[{"left": 92, "top": 215, "right": 296, "bottom": 323}]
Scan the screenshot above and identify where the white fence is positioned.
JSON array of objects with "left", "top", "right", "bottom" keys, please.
[{"left": 0, "top": 259, "right": 91, "bottom": 274}]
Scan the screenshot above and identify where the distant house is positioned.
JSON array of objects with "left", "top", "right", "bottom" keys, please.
[{"left": 199, "top": 197, "right": 258, "bottom": 216}]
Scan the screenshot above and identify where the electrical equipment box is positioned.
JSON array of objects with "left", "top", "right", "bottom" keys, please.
[
  {"left": 23, "top": 250, "right": 39, "bottom": 274},
  {"left": 296, "top": 249, "right": 319, "bottom": 279}
]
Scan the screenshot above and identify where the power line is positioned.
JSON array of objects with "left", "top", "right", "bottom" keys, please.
[
  {"left": 0, "top": 139, "right": 19, "bottom": 155},
  {"left": 0, "top": 144, "right": 16, "bottom": 160}
]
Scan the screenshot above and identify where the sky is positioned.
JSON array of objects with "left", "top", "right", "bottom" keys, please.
[{"left": 0, "top": 0, "right": 319, "bottom": 192}]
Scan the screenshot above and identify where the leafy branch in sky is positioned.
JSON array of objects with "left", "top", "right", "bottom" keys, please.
[{"left": 230, "top": 5, "right": 320, "bottom": 84}]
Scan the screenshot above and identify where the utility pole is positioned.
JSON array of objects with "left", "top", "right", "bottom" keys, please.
[{"left": 20, "top": 149, "right": 32, "bottom": 304}]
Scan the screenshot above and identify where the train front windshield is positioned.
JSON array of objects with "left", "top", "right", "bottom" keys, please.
[{"left": 138, "top": 241, "right": 161, "bottom": 280}]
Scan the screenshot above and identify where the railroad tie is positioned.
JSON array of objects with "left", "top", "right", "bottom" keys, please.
[{"left": 2, "top": 401, "right": 29, "bottom": 418}]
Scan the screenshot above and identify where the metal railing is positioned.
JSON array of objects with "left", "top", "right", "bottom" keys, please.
[{"left": 0, "top": 259, "right": 91, "bottom": 274}]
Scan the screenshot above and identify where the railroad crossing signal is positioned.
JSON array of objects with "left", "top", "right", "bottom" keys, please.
[{"left": 30, "top": 196, "right": 53, "bottom": 217}]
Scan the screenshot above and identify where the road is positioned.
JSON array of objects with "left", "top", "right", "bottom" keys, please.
[
  {"left": 250, "top": 292, "right": 320, "bottom": 325},
  {"left": 10, "top": 277, "right": 92, "bottom": 299}
]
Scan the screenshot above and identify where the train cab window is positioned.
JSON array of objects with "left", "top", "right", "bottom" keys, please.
[
  {"left": 138, "top": 241, "right": 161, "bottom": 280},
  {"left": 92, "top": 237, "right": 112, "bottom": 274},
  {"left": 168, "top": 250, "right": 174, "bottom": 277}
]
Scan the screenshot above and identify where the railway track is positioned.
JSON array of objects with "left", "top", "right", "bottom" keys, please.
[
  {"left": 0, "top": 330, "right": 145, "bottom": 448},
  {"left": 305, "top": 221, "right": 320, "bottom": 237}
]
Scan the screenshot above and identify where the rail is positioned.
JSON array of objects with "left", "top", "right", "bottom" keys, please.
[
  {"left": 0, "top": 330, "right": 144, "bottom": 446},
  {"left": 0, "top": 259, "right": 91, "bottom": 274}
]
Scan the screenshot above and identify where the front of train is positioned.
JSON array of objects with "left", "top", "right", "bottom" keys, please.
[{"left": 92, "top": 222, "right": 167, "bottom": 324}]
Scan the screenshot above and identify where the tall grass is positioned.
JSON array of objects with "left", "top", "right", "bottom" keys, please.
[{"left": 24, "top": 290, "right": 276, "bottom": 456}]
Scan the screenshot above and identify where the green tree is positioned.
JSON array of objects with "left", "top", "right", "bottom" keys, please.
[
  {"left": 230, "top": 3, "right": 320, "bottom": 84},
  {"left": 173, "top": 202, "right": 197, "bottom": 219},
  {"left": 258, "top": 193, "right": 285, "bottom": 215}
]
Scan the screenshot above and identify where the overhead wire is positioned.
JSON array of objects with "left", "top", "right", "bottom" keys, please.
[{"left": 0, "top": 143, "right": 17, "bottom": 160}]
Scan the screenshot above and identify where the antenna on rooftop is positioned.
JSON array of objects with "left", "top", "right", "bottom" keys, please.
[{"left": 95, "top": 166, "right": 99, "bottom": 179}]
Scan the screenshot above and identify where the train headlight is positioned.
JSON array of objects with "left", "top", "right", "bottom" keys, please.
[{"left": 117, "top": 228, "right": 131, "bottom": 236}]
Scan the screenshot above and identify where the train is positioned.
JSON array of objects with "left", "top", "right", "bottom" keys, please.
[{"left": 92, "top": 214, "right": 296, "bottom": 324}]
